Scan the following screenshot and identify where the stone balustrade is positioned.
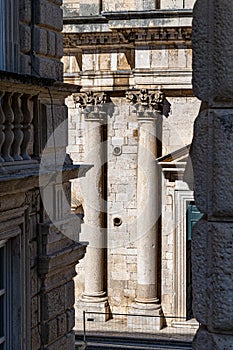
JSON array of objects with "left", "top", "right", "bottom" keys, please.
[{"left": 0, "top": 90, "right": 35, "bottom": 162}]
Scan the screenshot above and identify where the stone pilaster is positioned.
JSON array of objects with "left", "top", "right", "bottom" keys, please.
[
  {"left": 74, "top": 91, "right": 110, "bottom": 321},
  {"left": 191, "top": 1, "right": 233, "bottom": 348},
  {"left": 126, "top": 89, "right": 164, "bottom": 330}
]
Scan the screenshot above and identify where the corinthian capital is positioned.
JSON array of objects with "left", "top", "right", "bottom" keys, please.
[
  {"left": 126, "top": 89, "right": 165, "bottom": 114},
  {"left": 73, "top": 91, "right": 110, "bottom": 120}
]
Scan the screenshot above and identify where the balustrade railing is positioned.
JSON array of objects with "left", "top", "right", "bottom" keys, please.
[{"left": 0, "top": 90, "right": 36, "bottom": 163}]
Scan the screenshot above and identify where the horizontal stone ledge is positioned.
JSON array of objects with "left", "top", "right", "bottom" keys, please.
[
  {"left": 38, "top": 242, "right": 87, "bottom": 276},
  {"left": 102, "top": 9, "right": 193, "bottom": 20},
  {"left": 0, "top": 70, "right": 81, "bottom": 95},
  {"left": 63, "top": 15, "right": 108, "bottom": 25},
  {"left": 0, "top": 163, "right": 92, "bottom": 194}
]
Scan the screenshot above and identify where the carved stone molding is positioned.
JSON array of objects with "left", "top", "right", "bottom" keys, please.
[
  {"left": 126, "top": 89, "right": 165, "bottom": 115},
  {"left": 63, "top": 27, "right": 192, "bottom": 49},
  {"left": 73, "top": 91, "right": 110, "bottom": 120}
]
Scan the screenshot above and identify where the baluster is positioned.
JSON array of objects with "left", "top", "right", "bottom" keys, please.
[
  {"left": 12, "top": 93, "right": 23, "bottom": 161},
  {"left": 21, "top": 94, "right": 33, "bottom": 160},
  {"left": 0, "top": 91, "right": 5, "bottom": 162},
  {"left": 2, "top": 92, "right": 14, "bottom": 162}
]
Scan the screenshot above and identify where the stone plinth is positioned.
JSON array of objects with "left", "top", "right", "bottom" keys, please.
[{"left": 128, "top": 302, "right": 163, "bottom": 331}]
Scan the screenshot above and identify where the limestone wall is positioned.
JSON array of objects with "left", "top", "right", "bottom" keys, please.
[
  {"left": 68, "top": 94, "right": 199, "bottom": 315},
  {"left": 63, "top": 0, "right": 200, "bottom": 323},
  {"left": 63, "top": 0, "right": 195, "bottom": 14}
]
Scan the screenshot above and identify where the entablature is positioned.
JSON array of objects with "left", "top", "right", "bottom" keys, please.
[{"left": 63, "top": 26, "right": 192, "bottom": 49}]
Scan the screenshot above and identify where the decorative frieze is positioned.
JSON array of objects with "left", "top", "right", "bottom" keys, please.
[{"left": 63, "top": 27, "right": 192, "bottom": 49}]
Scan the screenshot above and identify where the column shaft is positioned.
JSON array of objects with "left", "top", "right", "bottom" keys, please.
[
  {"left": 82, "top": 118, "right": 106, "bottom": 300},
  {"left": 136, "top": 117, "right": 159, "bottom": 304}
]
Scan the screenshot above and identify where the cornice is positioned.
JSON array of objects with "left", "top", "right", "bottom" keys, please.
[
  {"left": 102, "top": 9, "right": 193, "bottom": 20},
  {"left": 63, "top": 10, "right": 193, "bottom": 24},
  {"left": 63, "top": 26, "right": 192, "bottom": 49}
]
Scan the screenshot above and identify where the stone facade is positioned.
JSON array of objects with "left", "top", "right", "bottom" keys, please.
[
  {"left": 0, "top": 1, "right": 90, "bottom": 349},
  {"left": 63, "top": 0, "right": 201, "bottom": 328}
]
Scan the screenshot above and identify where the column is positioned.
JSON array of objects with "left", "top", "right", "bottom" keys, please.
[
  {"left": 191, "top": 1, "right": 233, "bottom": 348},
  {"left": 126, "top": 89, "right": 164, "bottom": 330},
  {"left": 75, "top": 91, "right": 109, "bottom": 321}
]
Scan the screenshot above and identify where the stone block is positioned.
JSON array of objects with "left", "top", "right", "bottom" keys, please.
[
  {"left": 34, "top": 56, "right": 56, "bottom": 79},
  {"left": 54, "top": 60, "right": 64, "bottom": 81},
  {"left": 122, "top": 145, "right": 137, "bottom": 154},
  {"left": 67, "top": 308, "right": 75, "bottom": 332},
  {"left": 192, "top": 220, "right": 233, "bottom": 331},
  {"left": 47, "top": 31, "right": 56, "bottom": 57},
  {"left": 135, "top": 48, "right": 150, "bottom": 69},
  {"left": 34, "top": 27, "right": 47, "bottom": 55},
  {"left": 20, "top": 0, "right": 31, "bottom": 23},
  {"left": 57, "top": 313, "right": 67, "bottom": 337},
  {"left": 189, "top": 106, "right": 209, "bottom": 214},
  {"left": 193, "top": 0, "right": 233, "bottom": 101},
  {"left": 31, "top": 326, "right": 41, "bottom": 350},
  {"left": 193, "top": 326, "right": 233, "bottom": 350},
  {"left": 42, "top": 285, "right": 66, "bottom": 320},
  {"left": 20, "top": 53, "right": 31, "bottom": 75},
  {"left": 191, "top": 108, "right": 233, "bottom": 216},
  {"left": 160, "top": 0, "right": 183, "bottom": 9},
  {"left": 31, "top": 266, "right": 39, "bottom": 296},
  {"left": 55, "top": 33, "right": 63, "bottom": 58},
  {"left": 31, "top": 296, "right": 40, "bottom": 328},
  {"left": 20, "top": 24, "right": 31, "bottom": 54},
  {"left": 128, "top": 304, "right": 163, "bottom": 331},
  {"left": 212, "top": 109, "right": 233, "bottom": 216},
  {"left": 209, "top": 222, "right": 233, "bottom": 331},
  {"left": 65, "top": 280, "right": 75, "bottom": 309},
  {"left": 192, "top": 219, "right": 208, "bottom": 325},
  {"left": 35, "top": 0, "right": 63, "bottom": 32},
  {"left": 76, "top": 300, "right": 110, "bottom": 322},
  {"left": 44, "top": 318, "right": 58, "bottom": 345},
  {"left": 79, "top": 0, "right": 100, "bottom": 16}
]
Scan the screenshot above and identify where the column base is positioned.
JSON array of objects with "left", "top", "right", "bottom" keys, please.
[
  {"left": 128, "top": 301, "right": 163, "bottom": 331},
  {"left": 75, "top": 297, "right": 110, "bottom": 323}
]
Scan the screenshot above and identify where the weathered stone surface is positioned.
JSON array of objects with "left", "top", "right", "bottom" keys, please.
[
  {"left": 193, "top": 326, "right": 233, "bottom": 350},
  {"left": 189, "top": 105, "right": 209, "bottom": 214},
  {"left": 192, "top": 220, "right": 233, "bottom": 331},
  {"left": 191, "top": 219, "right": 208, "bottom": 325},
  {"left": 193, "top": 0, "right": 233, "bottom": 102},
  {"left": 34, "top": 27, "right": 48, "bottom": 55},
  {"left": 19, "top": 24, "right": 31, "bottom": 53},
  {"left": 35, "top": 0, "right": 63, "bottom": 32},
  {"left": 19, "top": 0, "right": 32, "bottom": 23},
  {"left": 212, "top": 110, "right": 233, "bottom": 216},
  {"left": 79, "top": 0, "right": 100, "bottom": 16}
]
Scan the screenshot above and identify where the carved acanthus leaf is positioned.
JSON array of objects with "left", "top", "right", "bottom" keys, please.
[{"left": 126, "top": 89, "right": 165, "bottom": 113}]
